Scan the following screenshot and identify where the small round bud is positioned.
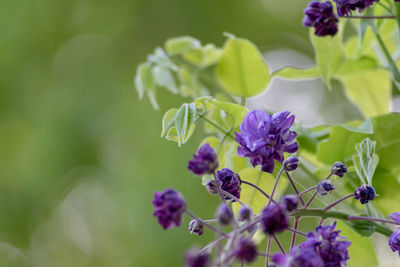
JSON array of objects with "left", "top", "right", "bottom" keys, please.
[
  {"left": 316, "top": 180, "right": 335, "bottom": 196},
  {"left": 283, "top": 157, "right": 299, "bottom": 172},
  {"left": 216, "top": 204, "right": 233, "bottom": 225},
  {"left": 354, "top": 185, "right": 375, "bottom": 204},
  {"left": 389, "top": 230, "right": 400, "bottom": 256},
  {"left": 188, "top": 143, "right": 218, "bottom": 176},
  {"left": 216, "top": 168, "right": 241, "bottom": 201},
  {"left": 260, "top": 204, "right": 289, "bottom": 235},
  {"left": 238, "top": 206, "right": 252, "bottom": 221},
  {"left": 205, "top": 180, "right": 218, "bottom": 195},
  {"left": 280, "top": 195, "right": 298, "bottom": 212},
  {"left": 189, "top": 219, "right": 204, "bottom": 236},
  {"left": 331, "top": 162, "right": 347, "bottom": 177},
  {"left": 235, "top": 238, "right": 258, "bottom": 263},
  {"left": 185, "top": 249, "right": 210, "bottom": 267}
]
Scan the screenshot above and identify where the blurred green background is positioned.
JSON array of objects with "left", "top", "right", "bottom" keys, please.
[{"left": 0, "top": 0, "right": 314, "bottom": 266}]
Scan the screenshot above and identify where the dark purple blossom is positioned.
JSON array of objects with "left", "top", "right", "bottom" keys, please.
[
  {"left": 280, "top": 195, "right": 298, "bottom": 212},
  {"left": 283, "top": 157, "right": 299, "bottom": 171},
  {"left": 235, "top": 238, "right": 258, "bottom": 263},
  {"left": 317, "top": 180, "right": 335, "bottom": 196},
  {"left": 389, "top": 230, "right": 400, "bottom": 256},
  {"left": 333, "top": 0, "right": 379, "bottom": 17},
  {"left": 235, "top": 110, "right": 298, "bottom": 173},
  {"left": 216, "top": 203, "right": 233, "bottom": 225},
  {"left": 238, "top": 206, "right": 252, "bottom": 221},
  {"left": 189, "top": 219, "right": 204, "bottom": 236},
  {"left": 205, "top": 180, "right": 218, "bottom": 195},
  {"left": 216, "top": 168, "right": 241, "bottom": 201},
  {"left": 303, "top": 1, "right": 339, "bottom": 37},
  {"left": 389, "top": 212, "right": 400, "bottom": 223},
  {"left": 354, "top": 184, "right": 375, "bottom": 204},
  {"left": 331, "top": 162, "right": 348, "bottom": 177},
  {"left": 185, "top": 249, "right": 210, "bottom": 267},
  {"left": 273, "top": 247, "right": 323, "bottom": 267},
  {"left": 260, "top": 203, "right": 289, "bottom": 235},
  {"left": 188, "top": 143, "right": 218, "bottom": 176},
  {"left": 304, "top": 222, "right": 351, "bottom": 266},
  {"left": 152, "top": 188, "right": 186, "bottom": 230}
]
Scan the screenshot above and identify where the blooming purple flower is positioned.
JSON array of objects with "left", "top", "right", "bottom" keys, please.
[
  {"left": 331, "top": 162, "right": 348, "bottom": 177},
  {"left": 304, "top": 222, "right": 351, "bottom": 266},
  {"left": 152, "top": 188, "right": 186, "bottom": 230},
  {"left": 189, "top": 219, "right": 204, "bottom": 236},
  {"left": 260, "top": 203, "right": 289, "bottom": 235},
  {"left": 333, "top": 0, "right": 379, "bottom": 17},
  {"left": 354, "top": 184, "right": 375, "bottom": 204},
  {"left": 317, "top": 180, "right": 335, "bottom": 196},
  {"left": 235, "top": 110, "right": 298, "bottom": 173},
  {"left": 238, "top": 206, "right": 252, "bottom": 221},
  {"left": 235, "top": 238, "right": 258, "bottom": 263},
  {"left": 273, "top": 247, "right": 324, "bottom": 267},
  {"left": 303, "top": 1, "right": 339, "bottom": 37},
  {"left": 389, "top": 212, "right": 400, "bottom": 223},
  {"left": 185, "top": 249, "right": 210, "bottom": 267},
  {"left": 283, "top": 157, "right": 299, "bottom": 171},
  {"left": 188, "top": 143, "right": 218, "bottom": 176},
  {"left": 389, "top": 230, "right": 400, "bottom": 256},
  {"left": 216, "top": 203, "right": 233, "bottom": 225},
  {"left": 216, "top": 168, "right": 241, "bottom": 201},
  {"left": 280, "top": 195, "right": 298, "bottom": 212}
]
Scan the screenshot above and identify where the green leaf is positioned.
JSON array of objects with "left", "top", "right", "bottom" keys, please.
[
  {"left": 317, "top": 120, "right": 373, "bottom": 164},
  {"left": 182, "top": 44, "right": 222, "bottom": 68},
  {"left": 345, "top": 219, "right": 376, "bottom": 237},
  {"left": 161, "top": 108, "right": 178, "bottom": 137},
  {"left": 311, "top": 28, "right": 346, "bottom": 87},
  {"left": 336, "top": 221, "right": 378, "bottom": 267},
  {"left": 338, "top": 69, "right": 391, "bottom": 117},
  {"left": 148, "top": 47, "right": 178, "bottom": 71},
  {"left": 336, "top": 56, "right": 378, "bottom": 77},
  {"left": 272, "top": 66, "right": 319, "bottom": 80},
  {"left": 164, "top": 36, "right": 201, "bottom": 55},
  {"left": 210, "top": 100, "right": 248, "bottom": 128},
  {"left": 178, "top": 67, "right": 208, "bottom": 98},
  {"left": 134, "top": 62, "right": 159, "bottom": 109},
  {"left": 152, "top": 66, "right": 178, "bottom": 94},
  {"left": 353, "top": 138, "right": 379, "bottom": 185},
  {"left": 216, "top": 36, "right": 270, "bottom": 97},
  {"left": 174, "top": 103, "right": 197, "bottom": 146}
]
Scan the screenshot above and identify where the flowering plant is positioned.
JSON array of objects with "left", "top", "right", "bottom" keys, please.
[{"left": 135, "top": 1, "right": 400, "bottom": 266}]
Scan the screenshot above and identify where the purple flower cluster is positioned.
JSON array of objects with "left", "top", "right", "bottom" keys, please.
[
  {"left": 389, "top": 212, "right": 400, "bottom": 255},
  {"left": 234, "top": 238, "right": 258, "bottom": 263},
  {"left": 331, "top": 162, "right": 348, "bottom": 177},
  {"left": 317, "top": 180, "right": 335, "bottom": 195},
  {"left": 333, "top": 0, "right": 379, "bottom": 17},
  {"left": 354, "top": 184, "right": 376, "bottom": 204},
  {"left": 152, "top": 188, "right": 186, "bottom": 230},
  {"left": 188, "top": 143, "right": 218, "bottom": 176},
  {"left": 260, "top": 203, "right": 289, "bottom": 235},
  {"left": 303, "top": 1, "right": 339, "bottom": 37},
  {"left": 235, "top": 110, "right": 298, "bottom": 173},
  {"left": 273, "top": 222, "right": 351, "bottom": 267},
  {"left": 216, "top": 168, "right": 241, "bottom": 201}
]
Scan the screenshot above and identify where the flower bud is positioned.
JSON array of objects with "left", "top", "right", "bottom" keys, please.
[
  {"left": 188, "top": 143, "right": 218, "bottom": 176},
  {"left": 260, "top": 204, "right": 289, "bottom": 235},
  {"left": 235, "top": 238, "right": 258, "bottom": 263},
  {"left": 354, "top": 185, "right": 375, "bottom": 204},
  {"left": 283, "top": 157, "right": 299, "bottom": 172},
  {"left": 216, "top": 168, "right": 241, "bottom": 201},
  {"left": 185, "top": 249, "right": 210, "bottom": 267},
  {"left": 216, "top": 203, "right": 233, "bottom": 225},
  {"left": 389, "top": 230, "right": 400, "bottom": 256},
  {"left": 238, "top": 206, "right": 252, "bottom": 221},
  {"left": 331, "top": 162, "right": 347, "bottom": 177},
  {"left": 280, "top": 195, "right": 298, "bottom": 212},
  {"left": 188, "top": 219, "right": 204, "bottom": 236},
  {"left": 205, "top": 180, "right": 218, "bottom": 195},
  {"left": 316, "top": 180, "right": 335, "bottom": 196}
]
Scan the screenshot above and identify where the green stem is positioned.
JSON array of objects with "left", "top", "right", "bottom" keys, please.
[
  {"left": 291, "top": 209, "right": 393, "bottom": 237},
  {"left": 395, "top": 3, "right": 400, "bottom": 37},
  {"left": 198, "top": 114, "right": 235, "bottom": 140},
  {"left": 375, "top": 31, "right": 400, "bottom": 83}
]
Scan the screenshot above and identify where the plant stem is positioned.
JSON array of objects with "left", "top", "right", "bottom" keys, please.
[
  {"left": 296, "top": 186, "right": 317, "bottom": 199},
  {"left": 375, "top": 31, "right": 400, "bottom": 82},
  {"left": 286, "top": 225, "right": 307, "bottom": 237},
  {"left": 241, "top": 180, "right": 278, "bottom": 204},
  {"left": 343, "top": 15, "right": 395, "bottom": 19},
  {"left": 323, "top": 193, "right": 354, "bottom": 211},
  {"left": 267, "top": 167, "right": 284, "bottom": 207},
  {"left": 395, "top": 3, "right": 400, "bottom": 36},
  {"left": 273, "top": 235, "right": 286, "bottom": 255},
  {"left": 285, "top": 171, "right": 305, "bottom": 206},
  {"left": 185, "top": 210, "right": 228, "bottom": 237},
  {"left": 304, "top": 192, "right": 318, "bottom": 209},
  {"left": 348, "top": 216, "right": 400, "bottom": 226},
  {"left": 290, "top": 217, "right": 300, "bottom": 250},
  {"left": 198, "top": 114, "right": 235, "bottom": 140},
  {"left": 265, "top": 236, "right": 271, "bottom": 267},
  {"left": 220, "top": 189, "right": 247, "bottom": 207}
]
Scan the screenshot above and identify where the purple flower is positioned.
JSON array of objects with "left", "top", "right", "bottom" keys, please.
[
  {"left": 185, "top": 249, "right": 210, "bottom": 267},
  {"left": 304, "top": 222, "right": 351, "bottom": 266},
  {"left": 205, "top": 180, "right": 218, "bottom": 195},
  {"left": 189, "top": 219, "right": 204, "bottom": 236},
  {"left": 283, "top": 157, "right": 299, "bottom": 171},
  {"left": 280, "top": 195, "right": 298, "bottom": 212},
  {"left": 216, "top": 168, "right": 241, "bottom": 201},
  {"left": 260, "top": 203, "right": 289, "bottom": 235},
  {"left": 354, "top": 184, "right": 376, "bottom": 204},
  {"left": 238, "top": 206, "right": 252, "bottom": 221},
  {"left": 316, "top": 180, "right": 335, "bottom": 196},
  {"left": 235, "top": 238, "right": 258, "bottom": 263},
  {"left": 216, "top": 203, "right": 233, "bottom": 225},
  {"left": 303, "top": 1, "right": 339, "bottom": 37},
  {"left": 273, "top": 247, "right": 323, "bottom": 267},
  {"left": 389, "top": 230, "right": 400, "bottom": 256},
  {"left": 235, "top": 110, "right": 298, "bottom": 173},
  {"left": 331, "top": 162, "right": 347, "bottom": 177},
  {"left": 188, "top": 143, "right": 218, "bottom": 176},
  {"left": 152, "top": 188, "right": 186, "bottom": 230},
  {"left": 333, "top": 0, "right": 379, "bottom": 17},
  {"left": 389, "top": 212, "right": 400, "bottom": 223}
]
